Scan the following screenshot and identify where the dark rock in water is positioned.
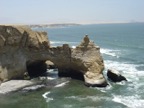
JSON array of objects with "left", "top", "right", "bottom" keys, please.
[{"left": 107, "top": 69, "right": 127, "bottom": 82}]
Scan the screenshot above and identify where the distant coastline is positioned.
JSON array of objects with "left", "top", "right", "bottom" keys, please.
[
  {"left": 0, "top": 22, "right": 144, "bottom": 28},
  {"left": 28, "top": 23, "right": 81, "bottom": 28}
]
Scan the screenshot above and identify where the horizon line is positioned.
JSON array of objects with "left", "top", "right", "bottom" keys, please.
[{"left": 0, "top": 21, "right": 144, "bottom": 25}]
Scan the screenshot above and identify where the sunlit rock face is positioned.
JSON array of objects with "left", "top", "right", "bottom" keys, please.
[
  {"left": 0, "top": 26, "right": 107, "bottom": 87},
  {"left": 71, "top": 35, "right": 107, "bottom": 87},
  {"left": 0, "top": 25, "right": 50, "bottom": 81}
]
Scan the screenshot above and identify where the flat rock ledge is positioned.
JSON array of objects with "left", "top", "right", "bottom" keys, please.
[{"left": 0, "top": 80, "right": 40, "bottom": 94}]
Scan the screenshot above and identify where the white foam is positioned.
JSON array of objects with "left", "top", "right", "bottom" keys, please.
[
  {"left": 72, "top": 46, "right": 76, "bottom": 48},
  {"left": 100, "top": 48, "right": 120, "bottom": 58},
  {"left": 42, "top": 91, "right": 54, "bottom": 103},
  {"left": 86, "top": 96, "right": 110, "bottom": 102},
  {"left": 46, "top": 98, "right": 54, "bottom": 103},
  {"left": 65, "top": 96, "right": 78, "bottom": 99},
  {"left": 46, "top": 69, "right": 58, "bottom": 80},
  {"left": 54, "top": 81, "right": 69, "bottom": 88},
  {"left": 23, "top": 84, "right": 45, "bottom": 91},
  {"left": 65, "top": 95, "right": 109, "bottom": 102},
  {"left": 104, "top": 60, "right": 144, "bottom": 80},
  {"left": 50, "top": 41, "right": 78, "bottom": 45},
  {"left": 115, "top": 81, "right": 127, "bottom": 85},
  {"left": 112, "top": 95, "right": 144, "bottom": 108},
  {"left": 95, "top": 84, "right": 113, "bottom": 92},
  {"left": 42, "top": 91, "right": 51, "bottom": 99},
  {"left": 65, "top": 96, "right": 87, "bottom": 102},
  {"left": 47, "top": 77, "right": 56, "bottom": 80},
  {"left": 47, "top": 69, "right": 54, "bottom": 72},
  {"left": 63, "top": 104, "right": 73, "bottom": 108}
]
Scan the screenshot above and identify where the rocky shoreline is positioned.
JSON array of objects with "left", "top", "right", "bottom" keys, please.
[{"left": 0, "top": 25, "right": 127, "bottom": 94}]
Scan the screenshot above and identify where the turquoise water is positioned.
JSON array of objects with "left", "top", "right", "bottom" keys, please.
[{"left": 0, "top": 23, "right": 144, "bottom": 108}]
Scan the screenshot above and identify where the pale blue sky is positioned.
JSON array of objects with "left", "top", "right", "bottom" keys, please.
[{"left": 0, "top": 0, "right": 144, "bottom": 24}]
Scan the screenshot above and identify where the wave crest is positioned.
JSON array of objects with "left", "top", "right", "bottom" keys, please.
[{"left": 100, "top": 48, "right": 120, "bottom": 58}]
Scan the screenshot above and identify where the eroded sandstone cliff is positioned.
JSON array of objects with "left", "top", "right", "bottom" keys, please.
[
  {"left": 0, "top": 25, "right": 107, "bottom": 87},
  {"left": 0, "top": 25, "right": 49, "bottom": 81}
]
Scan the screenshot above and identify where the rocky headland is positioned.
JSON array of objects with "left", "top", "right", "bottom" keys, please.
[{"left": 0, "top": 25, "right": 107, "bottom": 93}]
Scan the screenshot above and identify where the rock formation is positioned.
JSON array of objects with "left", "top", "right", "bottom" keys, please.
[
  {"left": 0, "top": 25, "right": 107, "bottom": 87},
  {"left": 46, "top": 60, "right": 56, "bottom": 69},
  {"left": 107, "top": 69, "right": 127, "bottom": 82},
  {"left": 0, "top": 25, "right": 50, "bottom": 81}
]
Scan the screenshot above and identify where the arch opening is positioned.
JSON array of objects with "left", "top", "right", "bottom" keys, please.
[
  {"left": 26, "top": 60, "right": 47, "bottom": 78},
  {"left": 26, "top": 60, "right": 84, "bottom": 81},
  {"left": 58, "top": 69, "right": 84, "bottom": 81}
]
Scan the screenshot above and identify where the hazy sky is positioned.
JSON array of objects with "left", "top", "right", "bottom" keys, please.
[{"left": 0, "top": 0, "right": 144, "bottom": 24}]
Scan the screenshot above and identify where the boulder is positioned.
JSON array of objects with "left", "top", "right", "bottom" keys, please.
[
  {"left": 0, "top": 25, "right": 107, "bottom": 87},
  {"left": 107, "top": 69, "right": 127, "bottom": 82},
  {"left": 45, "top": 60, "right": 56, "bottom": 69}
]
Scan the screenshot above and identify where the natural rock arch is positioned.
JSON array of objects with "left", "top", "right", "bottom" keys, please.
[{"left": 0, "top": 25, "right": 107, "bottom": 87}]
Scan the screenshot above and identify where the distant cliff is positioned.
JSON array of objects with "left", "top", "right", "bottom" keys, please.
[{"left": 28, "top": 23, "right": 81, "bottom": 28}]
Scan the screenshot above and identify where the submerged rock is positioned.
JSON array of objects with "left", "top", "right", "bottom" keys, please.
[
  {"left": 107, "top": 69, "right": 127, "bottom": 82},
  {"left": 0, "top": 25, "right": 107, "bottom": 87}
]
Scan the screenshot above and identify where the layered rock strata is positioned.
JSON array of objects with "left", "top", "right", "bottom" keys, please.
[{"left": 0, "top": 25, "right": 107, "bottom": 87}]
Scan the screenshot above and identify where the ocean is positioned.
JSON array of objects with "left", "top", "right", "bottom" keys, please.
[{"left": 0, "top": 23, "right": 144, "bottom": 108}]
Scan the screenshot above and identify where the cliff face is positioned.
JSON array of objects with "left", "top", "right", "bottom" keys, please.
[
  {"left": 0, "top": 25, "right": 107, "bottom": 87},
  {"left": 0, "top": 25, "right": 50, "bottom": 81}
]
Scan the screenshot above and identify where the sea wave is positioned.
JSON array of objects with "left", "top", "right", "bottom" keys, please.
[
  {"left": 42, "top": 91, "right": 51, "bottom": 99},
  {"left": 50, "top": 41, "right": 78, "bottom": 45},
  {"left": 42, "top": 91, "right": 54, "bottom": 103},
  {"left": 112, "top": 95, "right": 144, "bottom": 108},
  {"left": 94, "top": 84, "right": 113, "bottom": 92},
  {"left": 46, "top": 69, "right": 58, "bottom": 80},
  {"left": 47, "top": 77, "right": 56, "bottom": 80},
  {"left": 54, "top": 81, "right": 69, "bottom": 88},
  {"left": 104, "top": 60, "right": 144, "bottom": 82},
  {"left": 100, "top": 48, "right": 120, "bottom": 58},
  {"left": 65, "top": 95, "right": 110, "bottom": 102}
]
